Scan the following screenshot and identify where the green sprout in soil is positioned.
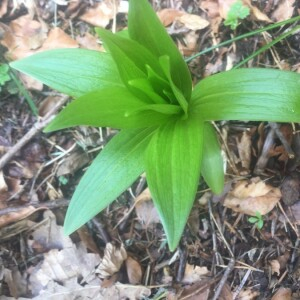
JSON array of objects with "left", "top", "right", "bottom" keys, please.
[
  {"left": 224, "top": 0, "right": 250, "bottom": 30},
  {"left": 10, "top": 0, "right": 300, "bottom": 251},
  {"left": 248, "top": 212, "right": 264, "bottom": 229}
]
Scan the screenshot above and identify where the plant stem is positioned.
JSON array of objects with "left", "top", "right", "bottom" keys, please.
[
  {"left": 233, "top": 24, "right": 300, "bottom": 69},
  {"left": 185, "top": 15, "right": 300, "bottom": 63}
]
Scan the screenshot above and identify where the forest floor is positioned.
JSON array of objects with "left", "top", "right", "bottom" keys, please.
[{"left": 0, "top": 0, "right": 300, "bottom": 299}]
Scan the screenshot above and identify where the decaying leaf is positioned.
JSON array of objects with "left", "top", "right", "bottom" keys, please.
[
  {"left": 177, "top": 14, "right": 210, "bottom": 31},
  {"left": 96, "top": 243, "right": 127, "bottom": 278},
  {"left": 157, "top": 8, "right": 184, "bottom": 26},
  {"left": 271, "top": 0, "right": 295, "bottom": 22},
  {"left": 269, "top": 259, "right": 281, "bottom": 276},
  {"left": 135, "top": 188, "right": 160, "bottom": 227},
  {"left": 224, "top": 177, "right": 281, "bottom": 216},
  {"left": 271, "top": 287, "right": 292, "bottom": 300},
  {"left": 125, "top": 256, "right": 143, "bottom": 284},
  {"left": 182, "top": 264, "right": 209, "bottom": 284},
  {"left": 236, "top": 288, "right": 260, "bottom": 299}
]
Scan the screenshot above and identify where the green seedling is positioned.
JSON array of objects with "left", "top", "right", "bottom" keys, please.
[
  {"left": 224, "top": 0, "right": 250, "bottom": 30},
  {"left": 10, "top": 0, "right": 300, "bottom": 251},
  {"left": 0, "top": 64, "right": 11, "bottom": 91},
  {"left": 248, "top": 212, "right": 264, "bottom": 229}
]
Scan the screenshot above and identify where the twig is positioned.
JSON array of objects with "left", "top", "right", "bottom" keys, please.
[
  {"left": 212, "top": 258, "right": 235, "bottom": 300},
  {"left": 176, "top": 247, "right": 187, "bottom": 282},
  {"left": 0, "top": 198, "right": 70, "bottom": 216},
  {"left": 0, "top": 95, "right": 69, "bottom": 170},
  {"left": 232, "top": 269, "right": 251, "bottom": 300}
]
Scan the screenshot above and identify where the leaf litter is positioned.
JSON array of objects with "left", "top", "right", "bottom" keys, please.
[{"left": 0, "top": 0, "right": 300, "bottom": 298}]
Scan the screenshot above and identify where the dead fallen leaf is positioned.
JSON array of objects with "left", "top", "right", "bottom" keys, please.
[
  {"left": 135, "top": 188, "right": 160, "bottom": 227},
  {"left": 177, "top": 14, "right": 210, "bottom": 31},
  {"left": 80, "top": 2, "right": 116, "bottom": 28},
  {"left": 76, "top": 32, "right": 103, "bottom": 51},
  {"left": 182, "top": 264, "right": 209, "bottom": 284},
  {"left": 271, "top": 287, "right": 292, "bottom": 300},
  {"left": 40, "top": 27, "right": 78, "bottom": 51},
  {"left": 272, "top": 0, "right": 295, "bottom": 22},
  {"left": 0, "top": 0, "right": 8, "bottom": 18},
  {"left": 219, "top": 283, "right": 233, "bottom": 300},
  {"left": 56, "top": 150, "right": 90, "bottom": 176},
  {"left": 125, "top": 256, "right": 143, "bottom": 284},
  {"left": 223, "top": 177, "right": 281, "bottom": 216},
  {"left": 236, "top": 131, "right": 252, "bottom": 173},
  {"left": 157, "top": 8, "right": 184, "bottom": 26},
  {"left": 269, "top": 259, "right": 281, "bottom": 276},
  {"left": 96, "top": 243, "right": 127, "bottom": 278},
  {"left": 243, "top": 0, "right": 272, "bottom": 22},
  {"left": 179, "top": 279, "right": 210, "bottom": 300},
  {"left": 288, "top": 201, "right": 300, "bottom": 224},
  {"left": 77, "top": 226, "right": 100, "bottom": 254},
  {"left": 200, "top": 0, "right": 220, "bottom": 18},
  {"left": 236, "top": 288, "right": 260, "bottom": 299},
  {"left": 0, "top": 206, "right": 39, "bottom": 228}
]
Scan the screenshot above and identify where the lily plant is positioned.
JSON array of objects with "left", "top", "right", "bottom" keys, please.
[{"left": 10, "top": 0, "right": 300, "bottom": 251}]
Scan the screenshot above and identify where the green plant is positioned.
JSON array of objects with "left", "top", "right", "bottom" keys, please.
[
  {"left": 9, "top": 0, "right": 300, "bottom": 251},
  {"left": 0, "top": 64, "right": 11, "bottom": 91},
  {"left": 248, "top": 212, "right": 264, "bottom": 229},
  {"left": 224, "top": 0, "right": 250, "bottom": 30}
]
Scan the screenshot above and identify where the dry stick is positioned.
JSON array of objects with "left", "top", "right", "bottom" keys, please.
[
  {"left": 269, "top": 122, "right": 295, "bottom": 159},
  {"left": 211, "top": 258, "right": 235, "bottom": 300},
  {"left": 0, "top": 198, "right": 70, "bottom": 216},
  {"left": 0, "top": 95, "right": 69, "bottom": 170},
  {"left": 232, "top": 269, "right": 251, "bottom": 300}
]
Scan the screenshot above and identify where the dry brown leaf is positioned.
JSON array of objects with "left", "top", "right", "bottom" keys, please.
[
  {"left": 80, "top": 2, "right": 115, "bottom": 28},
  {"left": 219, "top": 283, "right": 233, "bottom": 300},
  {"left": 243, "top": 0, "right": 272, "bottom": 22},
  {"left": 56, "top": 150, "right": 90, "bottom": 176},
  {"left": 177, "top": 14, "right": 210, "bottom": 31},
  {"left": 76, "top": 32, "right": 103, "bottom": 51},
  {"left": 125, "top": 256, "right": 143, "bottom": 284},
  {"left": 271, "top": 287, "right": 292, "bottom": 300},
  {"left": 272, "top": 0, "right": 295, "bottom": 22},
  {"left": 0, "top": 0, "right": 8, "bottom": 18},
  {"left": 135, "top": 188, "right": 160, "bottom": 227},
  {"left": 40, "top": 27, "right": 78, "bottom": 51},
  {"left": 182, "top": 264, "right": 209, "bottom": 284},
  {"left": 179, "top": 280, "right": 210, "bottom": 300},
  {"left": 218, "top": 0, "right": 236, "bottom": 19},
  {"left": 269, "top": 259, "right": 281, "bottom": 276},
  {"left": 236, "top": 131, "right": 252, "bottom": 172},
  {"left": 96, "top": 243, "right": 127, "bottom": 278},
  {"left": 200, "top": 0, "right": 220, "bottom": 18},
  {"left": 236, "top": 288, "right": 260, "bottom": 300},
  {"left": 223, "top": 177, "right": 281, "bottom": 216},
  {"left": 76, "top": 226, "right": 100, "bottom": 254},
  {"left": 0, "top": 206, "right": 38, "bottom": 228},
  {"left": 157, "top": 8, "right": 184, "bottom": 26}
]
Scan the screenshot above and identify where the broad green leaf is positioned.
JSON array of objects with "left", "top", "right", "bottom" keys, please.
[
  {"left": 127, "top": 103, "right": 182, "bottom": 115},
  {"left": 64, "top": 127, "right": 155, "bottom": 235},
  {"left": 96, "top": 28, "right": 165, "bottom": 84},
  {"left": 128, "top": 0, "right": 192, "bottom": 100},
  {"left": 128, "top": 78, "right": 167, "bottom": 104},
  {"left": 145, "top": 118, "right": 204, "bottom": 251},
  {"left": 191, "top": 69, "right": 300, "bottom": 122},
  {"left": 202, "top": 123, "right": 224, "bottom": 194},
  {"left": 159, "top": 56, "right": 188, "bottom": 115},
  {"left": 9, "top": 49, "right": 123, "bottom": 97},
  {"left": 44, "top": 87, "right": 173, "bottom": 132}
]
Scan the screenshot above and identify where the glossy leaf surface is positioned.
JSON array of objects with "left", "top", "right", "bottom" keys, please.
[
  {"left": 45, "top": 87, "right": 173, "bottom": 131},
  {"left": 192, "top": 69, "right": 300, "bottom": 122},
  {"left": 202, "top": 123, "right": 224, "bottom": 194},
  {"left": 145, "top": 118, "right": 204, "bottom": 250},
  {"left": 10, "top": 49, "right": 122, "bottom": 97},
  {"left": 128, "top": 0, "right": 192, "bottom": 100},
  {"left": 64, "top": 128, "right": 155, "bottom": 234}
]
